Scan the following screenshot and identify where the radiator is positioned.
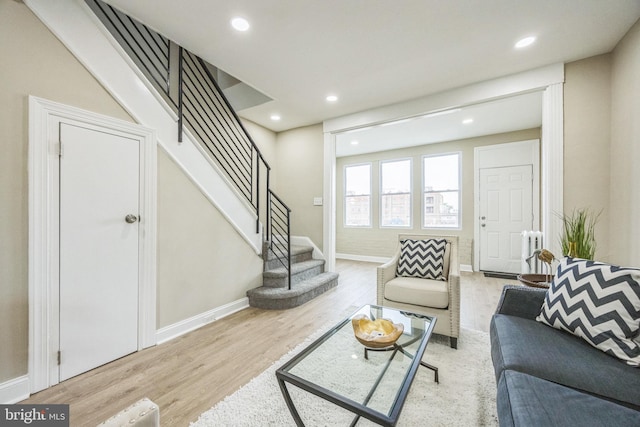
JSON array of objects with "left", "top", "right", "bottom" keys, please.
[{"left": 521, "top": 231, "right": 544, "bottom": 274}]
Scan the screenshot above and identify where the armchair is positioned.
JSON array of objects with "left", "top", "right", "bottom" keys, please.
[{"left": 377, "top": 234, "right": 460, "bottom": 348}]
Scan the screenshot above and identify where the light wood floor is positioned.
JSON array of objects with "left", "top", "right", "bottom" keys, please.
[{"left": 23, "top": 260, "right": 516, "bottom": 426}]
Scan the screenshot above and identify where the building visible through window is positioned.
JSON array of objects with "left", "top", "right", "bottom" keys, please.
[
  {"left": 423, "top": 153, "right": 460, "bottom": 228},
  {"left": 344, "top": 163, "right": 371, "bottom": 227},
  {"left": 380, "top": 159, "right": 411, "bottom": 227}
]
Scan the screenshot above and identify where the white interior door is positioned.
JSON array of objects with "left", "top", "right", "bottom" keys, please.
[
  {"left": 59, "top": 123, "right": 140, "bottom": 381},
  {"left": 479, "top": 165, "right": 533, "bottom": 273}
]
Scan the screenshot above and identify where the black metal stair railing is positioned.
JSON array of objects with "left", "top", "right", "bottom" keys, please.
[
  {"left": 86, "top": 0, "right": 291, "bottom": 286},
  {"left": 268, "top": 190, "right": 292, "bottom": 289}
]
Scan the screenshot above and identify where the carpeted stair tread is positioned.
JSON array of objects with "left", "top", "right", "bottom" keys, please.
[
  {"left": 265, "top": 244, "right": 313, "bottom": 260},
  {"left": 264, "top": 245, "right": 314, "bottom": 271},
  {"left": 247, "top": 272, "right": 339, "bottom": 310},
  {"left": 263, "top": 259, "right": 325, "bottom": 278}
]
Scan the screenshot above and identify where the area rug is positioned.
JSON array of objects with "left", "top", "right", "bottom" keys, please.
[{"left": 191, "top": 327, "right": 498, "bottom": 426}]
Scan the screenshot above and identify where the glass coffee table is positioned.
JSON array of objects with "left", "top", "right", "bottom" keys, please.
[{"left": 276, "top": 304, "right": 437, "bottom": 426}]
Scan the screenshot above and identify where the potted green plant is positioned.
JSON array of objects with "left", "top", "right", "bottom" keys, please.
[{"left": 558, "top": 208, "right": 601, "bottom": 260}]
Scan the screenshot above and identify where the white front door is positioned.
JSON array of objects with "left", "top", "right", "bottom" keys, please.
[
  {"left": 59, "top": 123, "right": 140, "bottom": 381},
  {"left": 479, "top": 165, "right": 533, "bottom": 274}
]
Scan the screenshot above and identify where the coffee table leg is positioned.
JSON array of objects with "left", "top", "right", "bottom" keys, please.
[
  {"left": 277, "top": 377, "right": 306, "bottom": 427},
  {"left": 420, "top": 361, "right": 439, "bottom": 383}
]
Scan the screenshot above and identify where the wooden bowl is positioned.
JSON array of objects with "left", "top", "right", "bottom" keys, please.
[
  {"left": 517, "top": 274, "right": 553, "bottom": 288},
  {"left": 351, "top": 314, "right": 404, "bottom": 348}
]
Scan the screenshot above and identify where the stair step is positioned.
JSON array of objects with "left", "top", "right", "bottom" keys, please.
[
  {"left": 247, "top": 272, "right": 340, "bottom": 310},
  {"left": 263, "top": 259, "right": 325, "bottom": 288},
  {"left": 264, "top": 244, "right": 313, "bottom": 271},
  {"left": 265, "top": 244, "right": 313, "bottom": 261}
]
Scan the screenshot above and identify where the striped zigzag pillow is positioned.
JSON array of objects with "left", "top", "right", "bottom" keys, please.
[
  {"left": 536, "top": 257, "right": 640, "bottom": 366},
  {"left": 396, "top": 238, "right": 447, "bottom": 280}
]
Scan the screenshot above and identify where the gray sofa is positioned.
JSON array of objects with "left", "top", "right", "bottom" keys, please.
[{"left": 490, "top": 285, "right": 640, "bottom": 426}]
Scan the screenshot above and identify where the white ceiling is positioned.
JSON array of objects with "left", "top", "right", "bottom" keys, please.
[{"left": 102, "top": 0, "right": 640, "bottom": 139}]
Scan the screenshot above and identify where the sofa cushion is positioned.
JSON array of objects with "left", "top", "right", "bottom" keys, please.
[
  {"left": 536, "top": 257, "right": 640, "bottom": 366},
  {"left": 396, "top": 238, "right": 447, "bottom": 280},
  {"left": 497, "top": 370, "right": 640, "bottom": 427},
  {"left": 491, "top": 314, "right": 640, "bottom": 408},
  {"left": 384, "top": 276, "right": 449, "bottom": 309}
]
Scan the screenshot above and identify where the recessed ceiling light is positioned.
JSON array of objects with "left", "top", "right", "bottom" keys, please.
[
  {"left": 326, "top": 95, "right": 338, "bottom": 102},
  {"left": 350, "top": 140, "right": 359, "bottom": 145},
  {"left": 463, "top": 118, "right": 474, "bottom": 125},
  {"left": 515, "top": 36, "right": 536, "bottom": 49},
  {"left": 270, "top": 114, "right": 281, "bottom": 121},
  {"left": 231, "top": 17, "right": 250, "bottom": 32}
]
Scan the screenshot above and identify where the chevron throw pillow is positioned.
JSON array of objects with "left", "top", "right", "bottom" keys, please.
[
  {"left": 396, "top": 238, "right": 447, "bottom": 280},
  {"left": 536, "top": 257, "right": 640, "bottom": 366}
]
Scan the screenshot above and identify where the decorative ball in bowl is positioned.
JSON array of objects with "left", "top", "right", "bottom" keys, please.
[{"left": 351, "top": 314, "right": 404, "bottom": 348}]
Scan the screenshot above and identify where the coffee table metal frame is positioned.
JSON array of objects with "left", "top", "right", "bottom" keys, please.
[{"left": 275, "top": 304, "right": 436, "bottom": 427}]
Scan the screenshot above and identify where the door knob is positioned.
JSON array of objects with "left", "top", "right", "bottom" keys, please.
[
  {"left": 125, "top": 214, "right": 138, "bottom": 224},
  {"left": 481, "top": 223, "right": 486, "bottom": 227}
]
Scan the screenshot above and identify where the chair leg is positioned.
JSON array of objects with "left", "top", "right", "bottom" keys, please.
[{"left": 450, "top": 337, "right": 458, "bottom": 349}]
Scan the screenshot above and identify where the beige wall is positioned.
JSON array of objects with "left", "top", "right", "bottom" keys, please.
[
  {"left": 610, "top": 18, "right": 640, "bottom": 266},
  {"left": 242, "top": 119, "right": 277, "bottom": 172},
  {"left": 274, "top": 124, "right": 325, "bottom": 249},
  {"left": 240, "top": 119, "right": 278, "bottom": 229},
  {"left": 0, "top": 2, "right": 264, "bottom": 385},
  {"left": 563, "top": 55, "right": 612, "bottom": 261},
  {"left": 335, "top": 128, "right": 541, "bottom": 265},
  {"left": 157, "top": 149, "right": 262, "bottom": 327},
  {"left": 562, "top": 17, "right": 640, "bottom": 267}
]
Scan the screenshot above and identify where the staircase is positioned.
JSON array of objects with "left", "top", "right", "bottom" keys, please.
[
  {"left": 82, "top": 0, "right": 339, "bottom": 308},
  {"left": 248, "top": 244, "right": 339, "bottom": 309}
]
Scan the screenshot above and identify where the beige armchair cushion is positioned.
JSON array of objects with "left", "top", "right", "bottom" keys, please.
[{"left": 384, "top": 276, "right": 449, "bottom": 308}]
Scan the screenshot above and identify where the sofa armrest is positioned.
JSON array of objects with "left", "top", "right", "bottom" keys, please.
[
  {"left": 376, "top": 251, "right": 400, "bottom": 305},
  {"left": 495, "top": 285, "right": 546, "bottom": 320},
  {"left": 447, "top": 238, "right": 460, "bottom": 336},
  {"left": 98, "top": 398, "right": 159, "bottom": 427}
]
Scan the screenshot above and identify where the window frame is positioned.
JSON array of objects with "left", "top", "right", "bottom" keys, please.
[
  {"left": 379, "top": 157, "right": 413, "bottom": 228},
  {"left": 343, "top": 162, "right": 372, "bottom": 228},
  {"left": 422, "top": 152, "right": 461, "bottom": 230}
]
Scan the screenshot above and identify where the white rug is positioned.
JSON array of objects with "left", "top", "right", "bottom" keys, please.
[{"left": 191, "top": 327, "right": 498, "bottom": 426}]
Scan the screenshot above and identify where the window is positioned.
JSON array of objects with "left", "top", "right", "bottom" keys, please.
[
  {"left": 423, "top": 153, "right": 460, "bottom": 228},
  {"left": 380, "top": 159, "right": 411, "bottom": 227},
  {"left": 344, "top": 163, "right": 371, "bottom": 227}
]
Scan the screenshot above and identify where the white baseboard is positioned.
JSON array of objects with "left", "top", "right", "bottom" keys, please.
[
  {"left": 0, "top": 375, "right": 29, "bottom": 404},
  {"left": 460, "top": 264, "right": 474, "bottom": 272},
  {"left": 336, "top": 253, "right": 390, "bottom": 264},
  {"left": 156, "top": 297, "right": 249, "bottom": 345}
]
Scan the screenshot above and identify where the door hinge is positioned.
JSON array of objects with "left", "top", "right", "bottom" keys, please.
[
  {"left": 58, "top": 142, "right": 64, "bottom": 158},
  {"left": 57, "top": 351, "right": 61, "bottom": 366}
]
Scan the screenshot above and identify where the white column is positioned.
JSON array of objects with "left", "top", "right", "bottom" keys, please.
[
  {"left": 541, "top": 83, "right": 564, "bottom": 258},
  {"left": 323, "top": 132, "right": 337, "bottom": 271}
]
